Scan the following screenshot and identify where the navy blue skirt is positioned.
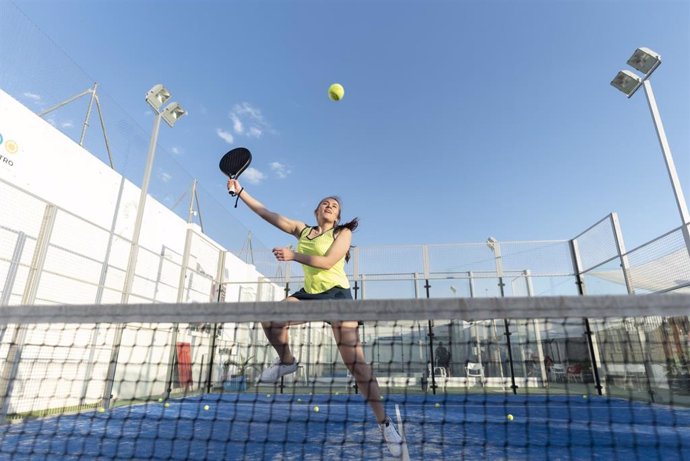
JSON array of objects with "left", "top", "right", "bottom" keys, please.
[
  {"left": 289, "top": 286, "right": 353, "bottom": 301},
  {"left": 288, "top": 286, "right": 360, "bottom": 325}
]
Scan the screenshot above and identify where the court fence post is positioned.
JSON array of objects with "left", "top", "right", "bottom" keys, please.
[
  {"left": 205, "top": 250, "right": 227, "bottom": 393},
  {"left": 570, "top": 238, "right": 605, "bottom": 397},
  {"left": 0, "top": 204, "right": 56, "bottom": 418},
  {"left": 610, "top": 213, "right": 658, "bottom": 402},
  {"left": 489, "top": 239, "right": 518, "bottom": 394}
]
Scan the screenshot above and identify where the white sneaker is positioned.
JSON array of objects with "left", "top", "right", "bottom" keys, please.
[
  {"left": 256, "top": 357, "right": 298, "bottom": 384},
  {"left": 379, "top": 416, "right": 403, "bottom": 457}
]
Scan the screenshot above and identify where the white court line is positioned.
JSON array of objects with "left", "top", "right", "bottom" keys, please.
[{"left": 395, "top": 404, "right": 411, "bottom": 461}]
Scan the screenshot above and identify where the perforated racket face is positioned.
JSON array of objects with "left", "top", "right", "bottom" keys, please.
[{"left": 219, "top": 147, "right": 252, "bottom": 179}]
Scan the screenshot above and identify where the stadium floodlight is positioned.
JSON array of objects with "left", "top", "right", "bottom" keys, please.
[
  {"left": 145, "top": 84, "right": 171, "bottom": 111},
  {"left": 610, "top": 47, "right": 690, "bottom": 259},
  {"left": 161, "top": 101, "right": 187, "bottom": 127},
  {"left": 611, "top": 48, "right": 662, "bottom": 98},
  {"left": 610, "top": 70, "right": 641, "bottom": 97},
  {"left": 627, "top": 47, "right": 661, "bottom": 75}
]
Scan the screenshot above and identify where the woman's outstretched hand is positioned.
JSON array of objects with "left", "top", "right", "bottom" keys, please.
[{"left": 272, "top": 246, "right": 295, "bottom": 262}]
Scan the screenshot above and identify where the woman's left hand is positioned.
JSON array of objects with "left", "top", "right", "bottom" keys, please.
[{"left": 272, "top": 246, "right": 295, "bottom": 262}]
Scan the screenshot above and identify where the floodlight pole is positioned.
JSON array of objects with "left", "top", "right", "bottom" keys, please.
[
  {"left": 120, "top": 111, "right": 163, "bottom": 303},
  {"left": 641, "top": 80, "right": 690, "bottom": 259},
  {"left": 102, "top": 86, "right": 184, "bottom": 409}
]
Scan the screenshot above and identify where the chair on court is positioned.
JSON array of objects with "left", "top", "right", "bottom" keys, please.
[
  {"left": 430, "top": 365, "right": 447, "bottom": 379},
  {"left": 465, "top": 362, "right": 484, "bottom": 386},
  {"left": 567, "top": 363, "right": 583, "bottom": 383},
  {"left": 550, "top": 363, "right": 566, "bottom": 383}
]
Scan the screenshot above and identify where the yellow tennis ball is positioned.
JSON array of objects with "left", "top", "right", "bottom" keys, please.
[
  {"left": 507, "top": 414, "right": 514, "bottom": 421},
  {"left": 434, "top": 403, "right": 440, "bottom": 408},
  {"left": 328, "top": 83, "right": 345, "bottom": 101},
  {"left": 97, "top": 407, "right": 105, "bottom": 413},
  {"left": 158, "top": 398, "right": 163, "bottom": 403},
  {"left": 203, "top": 405, "right": 210, "bottom": 411},
  {"left": 164, "top": 402, "right": 170, "bottom": 408},
  {"left": 313, "top": 405, "right": 320, "bottom": 413}
]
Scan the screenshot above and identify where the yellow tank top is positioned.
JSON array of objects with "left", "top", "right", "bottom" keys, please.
[{"left": 297, "top": 226, "right": 350, "bottom": 293}]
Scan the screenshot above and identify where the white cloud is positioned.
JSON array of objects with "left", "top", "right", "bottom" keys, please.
[
  {"left": 270, "top": 162, "right": 291, "bottom": 179},
  {"left": 159, "top": 172, "right": 172, "bottom": 183},
  {"left": 242, "top": 167, "right": 266, "bottom": 185},
  {"left": 228, "top": 102, "right": 272, "bottom": 139},
  {"left": 231, "top": 113, "right": 243, "bottom": 134},
  {"left": 23, "top": 92, "right": 41, "bottom": 102},
  {"left": 61, "top": 120, "right": 74, "bottom": 129},
  {"left": 216, "top": 128, "right": 234, "bottom": 144},
  {"left": 171, "top": 146, "right": 182, "bottom": 156}
]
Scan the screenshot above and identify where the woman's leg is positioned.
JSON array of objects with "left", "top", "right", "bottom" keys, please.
[
  {"left": 332, "top": 321, "right": 386, "bottom": 424},
  {"left": 261, "top": 297, "right": 300, "bottom": 364}
]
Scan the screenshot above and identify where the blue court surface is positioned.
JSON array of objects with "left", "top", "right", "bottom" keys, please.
[{"left": 2, "top": 393, "right": 690, "bottom": 460}]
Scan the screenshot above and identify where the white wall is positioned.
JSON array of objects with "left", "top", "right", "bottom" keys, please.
[{"left": 0, "top": 88, "right": 282, "bottom": 414}]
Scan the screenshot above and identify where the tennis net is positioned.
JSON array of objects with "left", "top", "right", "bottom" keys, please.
[{"left": 1, "top": 294, "right": 689, "bottom": 460}]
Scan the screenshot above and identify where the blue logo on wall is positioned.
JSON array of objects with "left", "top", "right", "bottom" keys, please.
[{"left": 0, "top": 133, "right": 3, "bottom": 145}]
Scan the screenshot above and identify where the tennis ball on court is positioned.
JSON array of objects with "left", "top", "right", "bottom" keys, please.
[
  {"left": 434, "top": 403, "right": 441, "bottom": 408},
  {"left": 203, "top": 405, "right": 210, "bottom": 411},
  {"left": 97, "top": 407, "right": 105, "bottom": 413},
  {"left": 507, "top": 414, "right": 514, "bottom": 421},
  {"left": 164, "top": 402, "right": 170, "bottom": 408},
  {"left": 328, "top": 83, "right": 345, "bottom": 101},
  {"left": 266, "top": 394, "right": 271, "bottom": 398},
  {"left": 158, "top": 398, "right": 163, "bottom": 403},
  {"left": 313, "top": 405, "right": 320, "bottom": 413}
]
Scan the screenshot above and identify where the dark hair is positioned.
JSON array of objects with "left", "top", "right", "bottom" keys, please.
[
  {"left": 315, "top": 196, "right": 359, "bottom": 262},
  {"left": 337, "top": 218, "right": 359, "bottom": 263}
]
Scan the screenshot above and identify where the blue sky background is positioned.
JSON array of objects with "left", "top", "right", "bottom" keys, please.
[{"left": 2, "top": 0, "right": 689, "bottom": 254}]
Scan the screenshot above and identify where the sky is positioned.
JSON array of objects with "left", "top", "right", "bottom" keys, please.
[{"left": 1, "top": 0, "right": 689, "bottom": 255}]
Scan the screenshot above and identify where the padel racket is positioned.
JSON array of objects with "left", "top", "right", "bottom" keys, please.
[{"left": 219, "top": 147, "right": 252, "bottom": 196}]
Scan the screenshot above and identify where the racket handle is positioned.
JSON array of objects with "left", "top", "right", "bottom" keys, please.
[{"left": 228, "top": 184, "right": 236, "bottom": 196}]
